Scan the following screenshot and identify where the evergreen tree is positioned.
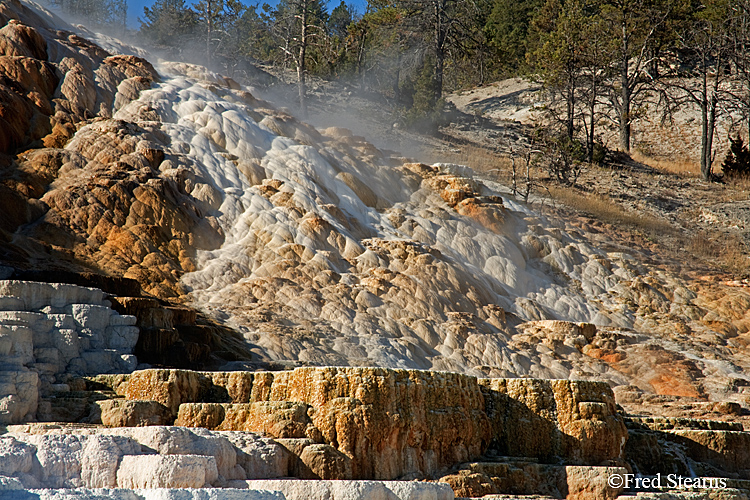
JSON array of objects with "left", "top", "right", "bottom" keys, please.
[
  {"left": 484, "top": 0, "right": 543, "bottom": 75},
  {"left": 53, "top": 0, "right": 126, "bottom": 32},
  {"left": 394, "top": 0, "right": 481, "bottom": 102},
  {"left": 267, "top": 0, "right": 329, "bottom": 116},
  {"left": 722, "top": 136, "right": 750, "bottom": 178},
  {"left": 140, "top": 0, "right": 198, "bottom": 58},
  {"left": 214, "top": 0, "right": 248, "bottom": 76},
  {"left": 329, "top": 1, "right": 354, "bottom": 39},
  {"left": 598, "top": 0, "right": 675, "bottom": 152},
  {"left": 658, "top": 0, "right": 733, "bottom": 179},
  {"left": 194, "top": 0, "right": 226, "bottom": 68}
]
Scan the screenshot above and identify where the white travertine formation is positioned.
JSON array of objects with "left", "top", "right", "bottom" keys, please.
[
  {"left": 116, "top": 455, "right": 218, "bottom": 489},
  {"left": 0, "top": 426, "right": 284, "bottom": 489},
  {"left": 235, "top": 480, "right": 455, "bottom": 500},
  {"left": 101, "top": 39, "right": 750, "bottom": 401},
  {"left": 0, "top": 281, "right": 139, "bottom": 423},
  {"left": 0, "top": 426, "right": 454, "bottom": 499}
]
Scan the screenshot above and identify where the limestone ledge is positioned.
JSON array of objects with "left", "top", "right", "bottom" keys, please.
[
  {"left": 478, "top": 378, "right": 628, "bottom": 465},
  {"left": 439, "top": 463, "right": 628, "bottom": 499},
  {"left": 0, "top": 481, "right": 455, "bottom": 500},
  {"left": 0, "top": 487, "right": 284, "bottom": 500},
  {"left": 0, "top": 423, "right": 455, "bottom": 499},
  {"left": 0, "top": 280, "right": 139, "bottom": 424},
  {"left": 0, "top": 426, "right": 286, "bottom": 489},
  {"left": 111, "top": 366, "right": 626, "bottom": 481}
]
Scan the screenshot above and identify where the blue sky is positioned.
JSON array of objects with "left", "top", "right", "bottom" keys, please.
[{"left": 126, "top": 0, "right": 368, "bottom": 27}]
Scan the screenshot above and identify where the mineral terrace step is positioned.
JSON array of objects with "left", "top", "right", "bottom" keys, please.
[
  {"left": 0, "top": 487, "right": 285, "bottom": 500},
  {"left": 442, "top": 461, "right": 627, "bottom": 499},
  {"left": 625, "top": 416, "right": 744, "bottom": 431},
  {"left": 0, "top": 481, "right": 455, "bottom": 500},
  {"left": 37, "top": 390, "right": 120, "bottom": 423},
  {"left": 231, "top": 479, "right": 455, "bottom": 500}
]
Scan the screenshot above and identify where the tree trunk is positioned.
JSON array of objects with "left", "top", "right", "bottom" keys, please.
[
  {"left": 620, "top": 60, "right": 631, "bottom": 152},
  {"left": 394, "top": 49, "right": 402, "bottom": 103},
  {"left": 587, "top": 75, "right": 597, "bottom": 163},
  {"left": 357, "top": 30, "right": 367, "bottom": 90},
  {"left": 297, "top": 0, "right": 309, "bottom": 118},
  {"left": 700, "top": 100, "right": 710, "bottom": 180},
  {"left": 566, "top": 76, "right": 575, "bottom": 140},
  {"left": 433, "top": 0, "right": 445, "bottom": 103},
  {"left": 619, "top": 21, "right": 631, "bottom": 152},
  {"left": 206, "top": 0, "right": 213, "bottom": 69},
  {"left": 707, "top": 95, "right": 717, "bottom": 179},
  {"left": 434, "top": 45, "right": 444, "bottom": 103}
]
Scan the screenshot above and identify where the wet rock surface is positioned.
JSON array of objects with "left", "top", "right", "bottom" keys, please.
[
  {"left": 0, "top": 0, "right": 750, "bottom": 408},
  {"left": 1, "top": 1, "right": 750, "bottom": 499}
]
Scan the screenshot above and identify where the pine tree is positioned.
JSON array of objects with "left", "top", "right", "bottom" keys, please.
[
  {"left": 485, "top": 0, "right": 543, "bottom": 75},
  {"left": 140, "top": 0, "right": 198, "bottom": 58},
  {"left": 193, "top": 0, "right": 226, "bottom": 69},
  {"left": 329, "top": 1, "right": 354, "bottom": 40},
  {"left": 722, "top": 136, "right": 750, "bottom": 178}
]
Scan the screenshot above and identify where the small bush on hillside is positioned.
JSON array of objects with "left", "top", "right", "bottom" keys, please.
[
  {"left": 722, "top": 136, "right": 750, "bottom": 179},
  {"left": 591, "top": 141, "right": 607, "bottom": 165},
  {"left": 534, "top": 129, "right": 585, "bottom": 186},
  {"left": 396, "top": 56, "right": 449, "bottom": 134}
]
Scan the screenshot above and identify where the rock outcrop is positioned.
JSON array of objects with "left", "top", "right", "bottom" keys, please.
[
  {"left": 626, "top": 416, "right": 750, "bottom": 480},
  {"left": 1, "top": 0, "right": 750, "bottom": 411},
  {"left": 236, "top": 480, "right": 454, "bottom": 500},
  {"left": 95, "top": 367, "right": 629, "bottom": 485},
  {"left": 0, "top": 280, "right": 138, "bottom": 424},
  {"left": 2, "top": 1, "right": 750, "bottom": 499},
  {"left": 479, "top": 377, "right": 627, "bottom": 465},
  {"left": 0, "top": 424, "right": 453, "bottom": 499},
  {"left": 131, "top": 367, "right": 493, "bottom": 480},
  {"left": 438, "top": 463, "right": 627, "bottom": 499}
]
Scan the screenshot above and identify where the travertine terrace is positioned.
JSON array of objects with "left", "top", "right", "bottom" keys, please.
[{"left": 1, "top": 0, "right": 750, "bottom": 497}]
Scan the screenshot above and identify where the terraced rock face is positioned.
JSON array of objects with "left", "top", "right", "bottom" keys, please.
[
  {"left": 2, "top": 0, "right": 750, "bottom": 425},
  {"left": 0, "top": 365, "right": 631, "bottom": 498},
  {"left": 106, "top": 367, "right": 627, "bottom": 479},
  {"left": 0, "top": 280, "right": 138, "bottom": 424}
]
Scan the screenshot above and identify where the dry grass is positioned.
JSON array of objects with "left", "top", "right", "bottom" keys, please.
[
  {"left": 722, "top": 176, "right": 750, "bottom": 202},
  {"left": 546, "top": 186, "right": 675, "bottom": 235},
  {"left": 548, "top": 186, "right": 750, "bottom": 275},
  {"left": 686, "top": 231, "right": 750, "bottom": 277},
  {"left": 426, "top": 142, "right": 750, "bottom": 275},
  {"left": 426, "top": 144, "right": 513, "bottom": 180},
  {"left": 630, "top": 151, "right": 701, "bottom": 177}
]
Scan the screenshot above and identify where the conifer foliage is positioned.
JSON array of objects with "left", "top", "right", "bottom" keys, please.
[{"left": 722, "top": 136, "right": 750, "bottom": 178}]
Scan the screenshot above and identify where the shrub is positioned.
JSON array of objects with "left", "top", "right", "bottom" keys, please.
[
  {"left": 534, "top": 129, "right": 585, "bottom": 186},
  {"left": 722, "top": 136, "right": 750, "bottom": 179},
  {"left": 397, "top": 56, "right": 448, "bottom": 134}
]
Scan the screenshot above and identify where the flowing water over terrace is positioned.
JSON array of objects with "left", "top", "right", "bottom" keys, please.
[{"left": 112, "top": 64, "right": 644, "bottom": 374}]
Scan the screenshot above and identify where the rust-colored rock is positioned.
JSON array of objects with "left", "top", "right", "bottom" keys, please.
[
  {"left": 178, "top": 401, "right": 316, "bottom": 439},
  {"left": 97, "top": 399, "right": 172, "bottom": 427},
  {"left": 439, "top": 470, "right": 495, "bottom": 498},
  {"left": 439, "top": 462, "right": 627, "bottom": 499},
  {"left": 127, "top": 367, "right": 491, "bottom": 480},
  {"left": 175, "top": 402, "right": 226, "bottom": 429},
  {"left": 124, "top": 369, "right": 209, "bottom": 416},
  {"left": 455, "top": 197, "right": 507, "bottom": 234},
  {"left": 0, "top": 20, "right": 47, "bottom": 60},
  {"left": 122, "top": 367, "right": 631, "bottom": 482},
  {"left": 479, "top": 378, "right": 627, "bottom": 465},
  {"left": 298, "top": 444, "right": 353, "bottom": 480}
]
